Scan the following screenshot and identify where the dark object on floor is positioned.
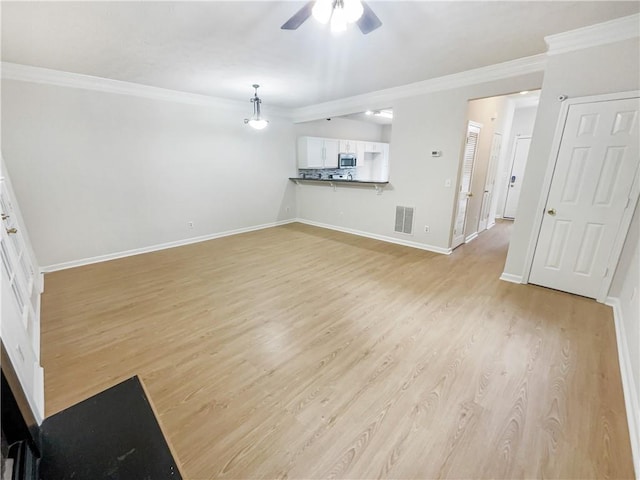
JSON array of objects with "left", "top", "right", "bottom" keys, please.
[{"left": 39, "top": 376, "right": 182, "bottom": 480}]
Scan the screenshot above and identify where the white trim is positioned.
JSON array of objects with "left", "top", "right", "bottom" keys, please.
[
  {"left": 465, "top": 232, "right": 479, "bottom": 243},
  {"left": 522, "top": 91, "right": 640, "bottom": 288},
  {"left": 605, "top": 296, "right": 640, "bottom": 476},
  {"left": 546, "top": 14, "right": 640, "bottom": 56},
  {"left": 499, "top": 273, "right": 523, "bottom": 284},
  {"left": 2, "top": 54, "right": 545, "bottom": 123},
  {"left": 40, "top": 219, "right": 297, "bottom": 272},
  {"left": 0, "top": 62, "right": 290, "bottom": 116},
  {"left": 296, "top": 219, "right": 453, "bottom": 255},
  {"left": 290, "top": 54, "right": 547, "bottom": 123}
]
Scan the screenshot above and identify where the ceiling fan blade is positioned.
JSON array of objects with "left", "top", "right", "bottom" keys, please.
[
  {"left": 357, "top": 1, "right": 382, "bottom": 34},
  {"left": 281, "top": 1, "right": 315, "bottom": 30}
]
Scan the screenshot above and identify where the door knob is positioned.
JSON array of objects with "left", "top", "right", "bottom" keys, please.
[
  {"left": 467, "top": 192, "right": 473, "bottom": 197},
  {"left": 547, "top": 208, "right": 556, "bottom": 216},
  {"left": 1, "top": 214, "right": 8, "bottom": 221},
  {"left": 6, "top": 227, "right": 17, "bottom": 234}
]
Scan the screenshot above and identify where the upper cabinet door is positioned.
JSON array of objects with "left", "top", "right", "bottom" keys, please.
[
  {"left": 339, "top": 139, "right": 355, "bottom": 153},
  {"left": 323, "top": 139, "right": 340, "bottom": 168},
  {"left": 364, "top": 142, "right": 382, "bottom": 153},
  {"left": 298, "top": 137, "right": 325, "bottom": 169}
]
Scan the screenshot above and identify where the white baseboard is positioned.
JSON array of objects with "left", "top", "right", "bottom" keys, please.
[
  {"left": 606, "top": 296, "right": 640, "bottom": 477},
  {"left": 296, "top": 219, "right": 452, "bottom": 255},
  {"left": 499, "top": 272, "right": 524, "bottom": 284},
  {"left": 41, "top": 219, "right": 297, "bottom": 272},
  {"left": 465, "top": 232, "right": 479, "bottom": 243}
]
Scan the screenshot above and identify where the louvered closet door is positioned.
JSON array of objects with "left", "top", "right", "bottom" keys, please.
[
  {"left": 529, "top": 97, "right": 640, "bottom": 299},
  {"left": 452, "top": 123, "right": 480, "bottom": 249}
]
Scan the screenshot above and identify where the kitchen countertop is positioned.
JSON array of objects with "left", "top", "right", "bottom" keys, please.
[{"left": 289, "top": 177, "right": 389, "bottom": 185}]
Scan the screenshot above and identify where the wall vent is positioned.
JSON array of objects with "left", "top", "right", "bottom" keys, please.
[{"left": 394, "top": 206, "right": 414, "bottom": 234}]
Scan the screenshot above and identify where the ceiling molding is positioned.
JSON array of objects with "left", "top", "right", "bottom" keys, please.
[
  {"left": 545, "top": 13, "right": 640, "bottom": 56},
  {"left": 290, "top": 54, "right": 547, "bottom": 123},
  {"left": 0, "top": 62, "right": 290, "bottom": 117},
  {"left": 2, "top": 55, "right": 546, "bottom": 122}
]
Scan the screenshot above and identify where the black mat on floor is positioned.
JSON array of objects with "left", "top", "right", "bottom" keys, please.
[{"left": 39, "top": 376, "right": 181, "bottom": 480}]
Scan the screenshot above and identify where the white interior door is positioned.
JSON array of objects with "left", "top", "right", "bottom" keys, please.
[
  {"left": 479, "top": 133, "right": 502, "bottom": 231},
  {"left": 0, "top": 168, "right": 44, "bottom": 421},
  {"left": 503, "top": 136, "right": 531, "bottom": 218},
  {"left": 529, "top": 97, "right": 640, "bottom": 299},
  {"left": 452, "top": 122, "right": 481, "bottom": 249}
]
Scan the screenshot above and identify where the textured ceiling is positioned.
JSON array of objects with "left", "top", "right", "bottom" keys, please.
[{"left": 2, "top": 1, "right": 638, "bottom": 108}]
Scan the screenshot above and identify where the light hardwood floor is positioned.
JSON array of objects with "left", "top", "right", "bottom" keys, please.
[{"left": 41, "top": 221, "right": 634, "bottom": 479}]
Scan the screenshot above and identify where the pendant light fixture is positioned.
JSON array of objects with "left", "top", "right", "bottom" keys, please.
[
  {"left": 244, "top": 84, "right": 268, "bottom": 130},
  {"left": 312, "top": 0, "right": 364, "bottom": 34}
]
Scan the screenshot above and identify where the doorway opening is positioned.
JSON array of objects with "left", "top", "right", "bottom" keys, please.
[{"left": 451, "top": 90, "right": 540, "bottom": 249}]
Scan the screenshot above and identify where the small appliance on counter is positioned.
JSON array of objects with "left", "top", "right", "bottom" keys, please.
[{"left": 330, "top": 173, "right": 354, "bottom": 181}]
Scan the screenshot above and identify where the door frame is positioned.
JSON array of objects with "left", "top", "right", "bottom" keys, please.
[{"left": 522, "top": 90, "right": 640, "bottom": 302}]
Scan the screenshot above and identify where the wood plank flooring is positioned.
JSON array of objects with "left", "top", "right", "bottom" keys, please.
[{"left": 40, "top": 221, "right": 634, "bottom": 479}]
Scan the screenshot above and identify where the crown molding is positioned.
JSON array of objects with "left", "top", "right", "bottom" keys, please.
[
  {"left": 290, "top": 54, "right": 547, "bottom": 123},
  {"left": 545, "top": 13, "right": 640, "bottom": 56},
  {"left": 0, "top": 62, "right": 290, "bottom": 116}
]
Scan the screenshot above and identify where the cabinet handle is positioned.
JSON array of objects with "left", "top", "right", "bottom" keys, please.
[{"left": 6, "top": 227, "right": 17, "bottom": 235}]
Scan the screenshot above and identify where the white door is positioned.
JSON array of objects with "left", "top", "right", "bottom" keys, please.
[
  {"left": 0, "top": 167, "right": 44, "bottom": 421},
  {"left": 503, "top": 136, "right": 531, "bottom": 218},
  {"left": 529, "top": 97, "right": 640, "bottom": 299},
  {"left": 452, "top": 122, "right": 481, "bottom": 249},
  {"left": 479, "top": 133, "right": 502, "bottom": 231}
]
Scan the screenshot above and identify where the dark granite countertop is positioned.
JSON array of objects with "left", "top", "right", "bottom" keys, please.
[{"left": 289, "top": 177, "right": 389, "bottom": 185}]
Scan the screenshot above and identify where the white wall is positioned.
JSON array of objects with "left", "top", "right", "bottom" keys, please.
[
  {"left": 608, "top": 203, "right": 639, "bottom": 473},
  {"left": 295, "top": 116, "right": 383, "bottom": 141},
  {"left": 296, "top": 72, "right": 543, "bottom": 252},
  {"left": 1, "top": 80, "right": 298, "bottom": 268},
  {"left": 381, "top": 125, "right": 392, "bottom": 143}
]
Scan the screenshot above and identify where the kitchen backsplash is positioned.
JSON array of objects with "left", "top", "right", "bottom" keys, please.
[{"left": 297, "top": 168, "right": 363, "bottom": 180}]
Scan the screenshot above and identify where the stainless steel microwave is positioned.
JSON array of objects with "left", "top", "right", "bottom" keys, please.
[{"left": 338, "top": 153, "right": 357, "bottom": 168}]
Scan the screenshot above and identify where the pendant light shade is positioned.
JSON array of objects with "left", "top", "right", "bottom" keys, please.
[{"left": 244, "top": 84, "right": 268, "bottom": 130}]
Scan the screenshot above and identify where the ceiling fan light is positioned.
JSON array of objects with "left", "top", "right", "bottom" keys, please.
[
  {"left": 343, "top": 0, "right": 363, "bottom": 23},
  {"left": 330, "top": 7, "right": 347, "bottom": 33},
  {"left": 312, "top": 0, "right": 333, "bottom": 24}
]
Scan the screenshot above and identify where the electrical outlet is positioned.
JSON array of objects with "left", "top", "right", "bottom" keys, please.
[
  {"left": 424, "top": 225, "right": 430, "bottom": 233},
  {"left": 188, "top": 221, "right": 194, "bottom": 229}
]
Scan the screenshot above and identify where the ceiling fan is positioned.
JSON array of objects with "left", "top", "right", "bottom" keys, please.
[{"left": 281, "top": 0, "right": 382, "bottom": 34}]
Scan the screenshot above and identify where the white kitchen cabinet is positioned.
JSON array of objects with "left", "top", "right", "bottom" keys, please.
[
  {"left": 364, "top": 142, "right": 383, "bottom": 153},
  {"left": 377, "top": 143, "right": 390, "bottom": 181},
  {"left": 339, "top": 139, "right": 357, "bottom": 153},
  {"left": 298, "top": 137, "right": 340, "bottom": 169},
  {"left": 323, "top": 139, "right": 340, "bottom": 168}
]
